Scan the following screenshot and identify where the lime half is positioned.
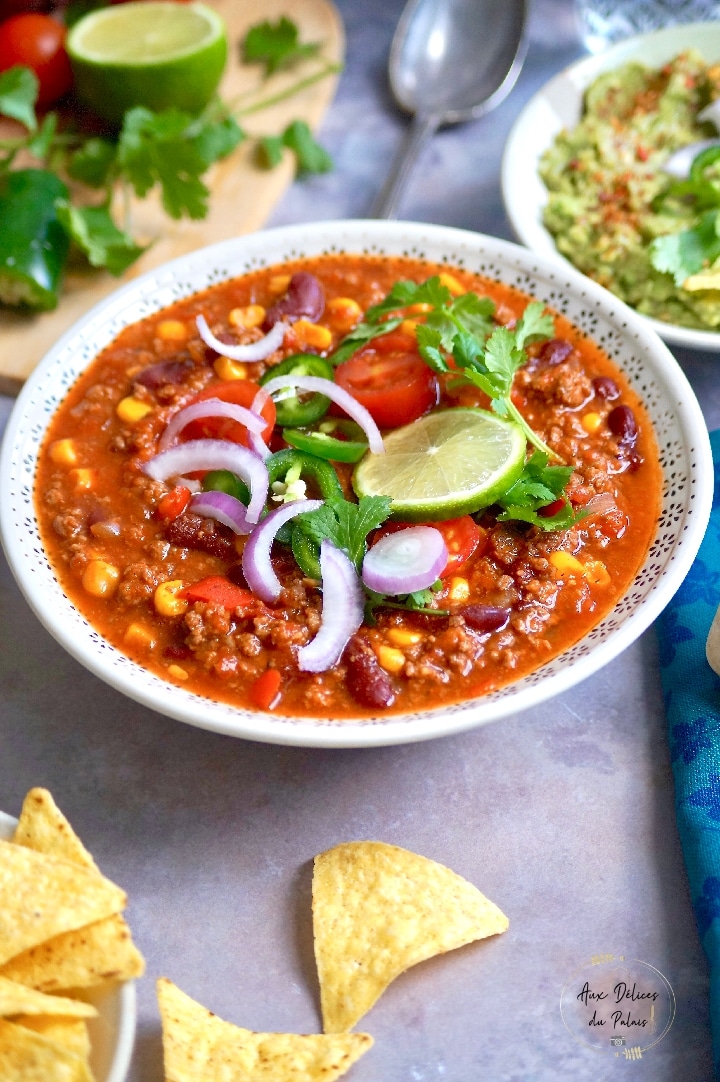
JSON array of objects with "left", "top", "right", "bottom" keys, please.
[
  {"left": 67, "top": 1, "right": 228, "bottom": 123},
  {"left": 353, "top": 409, "right": 527, "bottom": 521}
]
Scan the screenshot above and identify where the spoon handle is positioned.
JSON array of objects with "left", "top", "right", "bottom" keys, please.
[{"left": 370, "top": 113, "right": 439, "bottom": 219}]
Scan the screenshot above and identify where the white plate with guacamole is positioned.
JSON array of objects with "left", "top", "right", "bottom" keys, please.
[{"left": 502, "top": 22, "right": 720, "bottom": 352}]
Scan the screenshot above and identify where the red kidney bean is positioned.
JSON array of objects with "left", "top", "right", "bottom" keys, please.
[
  {"left": 343, "top": 636, "right": 396, "bottom": 710},
  {"left": 263, "top": 272, "right": 325, "bottom": 328},
  {"left": 135, "top": 359, "right": 194, "bottom": 388},
  {"left": 202, "top": 331, "right": 237, "bottom": 364},
  {"left": 226, "top": 563, "right": 250, "bottom": 588},
  {"left": 165, "top": 513, "right": 235, "bottom": 560},
  {"left": 607, "top": 404, "right": 637, "bottom": 447},
  {"left": 592, "top": 375, "right": 620, "bottom": 400},
  {"left": 163, "top": 644, "right": 192, "bottom": 661},
  {"left": 537, "top": 338, "right": 573, "bottom": 366},
  {"left": 461, "top": 605, "right": 511, "bottom": 634}
]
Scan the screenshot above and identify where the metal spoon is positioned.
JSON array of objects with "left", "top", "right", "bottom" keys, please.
[{"left": 371, "top": 0, "right": 529, "bottom": 219}]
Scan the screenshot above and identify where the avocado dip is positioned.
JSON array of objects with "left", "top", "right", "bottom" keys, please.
[{"left": 540, "top": 51, "right": 720, "bottom": 330}]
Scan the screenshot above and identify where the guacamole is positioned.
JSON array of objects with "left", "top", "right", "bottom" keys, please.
[{"left": 540, "top": 51, "right": 720, "bottom": 330}]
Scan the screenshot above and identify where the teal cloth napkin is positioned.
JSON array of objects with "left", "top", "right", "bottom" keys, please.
[{"left": 657, "top": 427, "right": 720, "bottom": 1075}]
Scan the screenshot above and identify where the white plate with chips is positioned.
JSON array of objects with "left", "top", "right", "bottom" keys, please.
[{"left": 0, "top": 811, "right": 136, "bottom": 1082}]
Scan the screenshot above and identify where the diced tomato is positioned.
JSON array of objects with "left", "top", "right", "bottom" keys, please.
[
  {"left": 180, "top": 576, "right": 259, "bottom": 613},
  {"left": 156, "top": 485, "right": 191, "bottom": 521},
  {"left": 538, "top": 498, "right": 566, "bottom": 518},
  {"left": 334, "top": 336, "right": 438, "bottom": 428},
  {"left": 250, "top": 668, "right": 282, "bottom": 710},
  {"left": 372, "top": 516, "right": 483, "bottom": 578},
  {"left": 181, "top": 380, "right": 275, "bottom": 446}
]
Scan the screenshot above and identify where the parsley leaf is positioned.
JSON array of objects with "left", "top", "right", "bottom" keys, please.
[
  {"left": 55, "top": 202, "right": 146, "bottom": 276},
  {"left": 295, "top": 495, "right": 393, "bottom": 571},
  {"left": 243, "top": 16, "right": 321, "bottom": 76},
  {"left": 0, "top": 66, "right": 38, "bottom": 133}
]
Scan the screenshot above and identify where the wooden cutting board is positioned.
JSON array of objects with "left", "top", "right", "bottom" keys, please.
[{"left": 0, "top": 0, "right": 344, "bottom": 393}]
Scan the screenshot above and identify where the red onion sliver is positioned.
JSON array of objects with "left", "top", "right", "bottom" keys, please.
[
  {"left": 248, "top": 430, "right": 271, "bottom": 461},
  {"left": 583, "top": 492, "right": 617, "bottom": 518},
  {"left": 254, "top": 375, "right": 385, "bottom": 455},
  {"left": 242, "top": 499, "right": 323, "bottom": 603},
  {"left": 159, "top": 398, "right": 266, "bottom": 451},
  {"left": 188, "top": 490, "right": 254, "bottom": 535},
  {"left": 298, "top": 541, "right": 366, "bottom": 673},
  {"left": 196, "top": 314, "right": 288, "bottom": 361},
  {"left": 362, "top": 526, "right": 448, "bottom": 594},
  {"left": 142, "top": 439, "right": 268, "bottom": 524}
]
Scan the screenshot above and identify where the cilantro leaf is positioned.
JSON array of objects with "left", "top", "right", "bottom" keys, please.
[
  {"left": 495, "top": 451, "right": 581, "bottom": 531},
  {"left": 513, "top": 301, "right": 555, "bottom": 350},
  {"left": 26, "top": 112, "right": 57, "bottom": 161},
  {"left": 192, "top": 114, "right": 244, "bottom": 167},
  {"left": 330, "top": 318, "right": 403, "bottom": 365},
  {"left": 258, "top": 134, "right": 284, "bottom": 169},
  {"left": 55, "top": 202, "right": 146, "bottom": 276},
  {"left": 68, "top": 137, "right": 117, "bottom": 188},
  {"left": 415, "top": 324, "right": 450, "bottom": 373},
  {"left": 365, "top": 277, "right": 451, "bottom": 324},
  {"left": 294, "top": 495, "right": 393, "bottom": 571},
  {"left": 650, "top": 210, "right": 720, "bottom": 285},
  {"left": 243, "top": 16, "right": 321, "bottom": 76},
  {"left": 281, "top": 120, "right": 332, "bottom": 174},
  {"left": 0, "top": 66, "right": 38, "bottom": 133}
]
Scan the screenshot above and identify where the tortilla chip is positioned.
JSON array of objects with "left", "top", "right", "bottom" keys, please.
[
  {"left": 0, "top": 841, "right": 126, "bottom": 967},
  {"left": 157, "top": 978, "right": 373, "bottom": 1082},
  {"left": 12, "top": 790, "right": 99, "bottom": 873},
  {"left": 0, "top": 914, "right": 145, "bottom": 993},
  {"left": 14, "top": 1016, "right": 91, "bottom": 1061},
  {"left": 312, "top": 841, "right": 509, "bottom": 1032},
  {"left": 0, "top": 1018, "right": 94, "bottom": 1081},
  {"left": 0, "top": 976, "right": 96, "bottom": 1019}
]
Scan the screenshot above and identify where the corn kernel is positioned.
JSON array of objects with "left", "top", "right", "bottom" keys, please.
[
  {"left": 387, "top": 627, "right": 422, "bottom": 647},
  {"left": 82, "top": 559, "right": 120, "bottom": 598},
  {"left": 583, "top": 559, "right": 611, "bottom": 587},
  {"left": 156, "top": 319, "right": 187, "bottom": 342},
  {"left": 214, "top": 356, "right": 248, "bottom": 381},
  {"left": 326, "top": 296, "right": 362, "bottom": 332},
  {"left": 293, "top": 320, "right": 333, "bottom": 351},
  {"left": 167, "top": 664, "right": 189, "bottom": 681},
  {"left": 228, "top": 304, "right": 265, "bottom": 329},
  {"left": 549, "top": 551, "right": 586, "bottom": 576},
  {"left": 447, "top": 576, "right": 470, "bottom": 602},
  {"left": 116, "top": 396, "right": 153, "bottom": 425},
  {"left": 581, "top": 411, "right": 603, "bottom": 434},
  {"left": 438, "top": 271, "right": 465, "bottom": 295},
  {"left": 69, "top": 468, "right": 95, "bottom": 492},
  {"left": 375, "top": 644, "right": 406, "bottom": 674},
  {"left": 154, "top": 579, "right": 188, "bottom": 617},
  {"left": 269, "top": 273, "right": 291, "bottom": 295},
  {"left": 406, "top": 302, "right": 433, "bottom": 314},
  {"left": 49, "top": 438, "right": 79, "bottom": 467},
  {"left": 124, "top": 622, "right": 157, "bottom": 650},
  {"left": 400, "top": 318, "right": 419, "bottom": 336}
]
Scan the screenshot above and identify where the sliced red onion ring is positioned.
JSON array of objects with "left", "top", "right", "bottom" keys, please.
[
  {"left": 196, "top": 314, "right": 288, "bottom": 361},
  {"left": 242, "top": 499, "right": 323, "bottom": 603},
  {"left": 159, "top": 398, "right": 267, "bottom": 451},
  {"left": 248, "top": 429, "right": 271, "bottom": 461},
  {"left": 298, "top": 541, "right": 365, "bottom": 673},
  {"left": 254, "top": 375, "right": 384, "bottom": 455},
  {"left": 142, "top": 439, "right": 268, "bottom": 524},
  {"left": 362, "top": 526, "right": 448, "bottom": 594},
  {"left": 583, "top": 492, "right": 617, "bottom": 518},
  {"left": 188, "top": 490, "right": 254, "bottom": 535}
]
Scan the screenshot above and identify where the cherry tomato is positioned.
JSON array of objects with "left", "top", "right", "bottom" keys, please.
[
  {"left": 372, "top": 516, "right": 483, "bottom": 578},
  {"left": 0, "top": 14, "right": 73, "bottom": 107},
  {"left": 334, "top": 331, "right": 438, "bottom": 428},
  {"left": 182, "top": 381, "right": 276, "bottom": 447}
]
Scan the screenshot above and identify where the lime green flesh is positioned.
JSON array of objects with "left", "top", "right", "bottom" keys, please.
[
  {"left": 67, "top": 2, "right": 227, "bottom": 122},
  {"left": 353, "top": 408, "right": 527, "bottom": 522}
]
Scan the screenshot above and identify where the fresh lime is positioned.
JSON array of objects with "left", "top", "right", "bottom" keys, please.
[
  {"left": 67, "top": 1, "right": 228, "bottom": 123},
  {"left": 353, "top": 408, "right": 527, "bottom": 521}
]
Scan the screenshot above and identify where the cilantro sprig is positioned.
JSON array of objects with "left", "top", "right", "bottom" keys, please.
[
  {"left": 650, "top": 146, "right": 720, "bottom": 285},
  {"left": 243, "top": 16, "right": 322, "bottom": 75},
  {"left": 496, "top": 451, "right": 587, "bottom": 531}
]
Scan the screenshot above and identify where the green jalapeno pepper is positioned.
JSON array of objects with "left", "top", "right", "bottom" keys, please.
[
  {"left": 282, "top": 419, "right": 369, "bottom": 463},
  {"left": 267, "top": 448, "right": 343, "bottom": 544},
  {"left": 291, "top": 526, "right": 321, "bottom": 580},
  {"left": 689, "top": 145, "right": 720, "bottom": 185},
  {"left": 0, "top": 169, "right": 70, "bottom": 311},
  {"left": 202, "top": 469, "right": 250, "bottom": 504},
  {"left": 260, "top": 353, "right": 334, "bottom": 427}
]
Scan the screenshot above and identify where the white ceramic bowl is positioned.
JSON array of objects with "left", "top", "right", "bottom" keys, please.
[
  {"left": 502, "top": 21, "right": 720, "bottom": 352},
  {"left": 0, "top": 811, "right": 136, "bottom": 1082},
  {"left": 0, "top": 220, "right": 713, "bottom": 747}
]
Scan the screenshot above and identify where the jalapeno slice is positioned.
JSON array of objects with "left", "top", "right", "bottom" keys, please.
[
  {"left": 267, "top": 449, "right": 343, "bottom": 544},
  {"left": 202, "top": 469, "right": 250, "bottom": 504},
  {"left": 689, "top": 145, "right": 720, "bottom": 185},
  {"left": 260, "top": 353, "right": 334, "bottom": 426},
  {"left": 283, "top": 419, "right": 369, "bottom": 463},
  {"left": 291, "top": 527, "right": 321, "bottom": 579}
]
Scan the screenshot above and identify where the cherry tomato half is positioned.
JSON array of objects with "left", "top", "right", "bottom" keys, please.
[
  {"left": 372, "top": 516, "right": 483, "bottom": 578},
  {"left": 334, "top": 331, "right": 438, "bottom": 428},
  {"left": 0, "top": 14, "right": 73, "bottom": 107},
  {"left": 182, "top": 381, "right": 276, "bottom": 447}
]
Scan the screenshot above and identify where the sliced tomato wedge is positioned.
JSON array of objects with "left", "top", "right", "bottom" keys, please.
[
  {"left": 372, "top": 516, "right": 483, "bottom": 578},
  {"left": 334, "top": 332, "right": 438, "bottom": 428},
  {"left": 181, "top": 380, "right": 275, "bottom": 446}
]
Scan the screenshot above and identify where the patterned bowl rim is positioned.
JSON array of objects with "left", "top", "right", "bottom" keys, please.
[{"left": 0, "top": 220, "right": 713, "bottom": 747}]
